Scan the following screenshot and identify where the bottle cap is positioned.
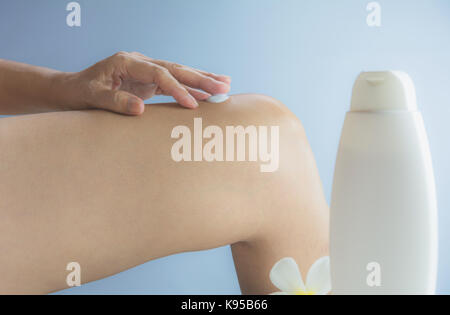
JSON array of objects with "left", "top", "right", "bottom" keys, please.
[{"left": 351, "top": 71, "right": 418, "bottom": 112}]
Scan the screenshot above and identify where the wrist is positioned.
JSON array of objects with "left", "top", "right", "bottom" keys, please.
[{"left": 48, "top": 71, "right": 87, "bottom": 111}]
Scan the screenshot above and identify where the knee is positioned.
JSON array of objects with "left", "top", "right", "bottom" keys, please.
[
  {"left": 225, "top": 96, "right": 329, "bottom": 280},
  {"left": 219, "top": 94, "right": 306, "bottom": 137},
  {"left": 214, "top": 94, "right": 326, "bottom": 237},
  {"left": 222, "top": 94, "right": 310, "bottom": 174}
]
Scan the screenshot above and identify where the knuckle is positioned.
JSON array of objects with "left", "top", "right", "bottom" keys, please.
[
  {"left": 114, "top": 92, "right": 126, "bottom": 107},
  {"left": 170, "top": 63, "right": 183, "bottom": 71},
  {"left": 130, "top": 52, "right": 147, "bottom": 58},
  {"left": 154, "top": 65, "right": 170, "bottom": 77},
  {"left": 113, "top": 91, "right": 121, "bottom": 104},
  {"left": 112, "top": 51, "right": 129, "bottom": 63}
]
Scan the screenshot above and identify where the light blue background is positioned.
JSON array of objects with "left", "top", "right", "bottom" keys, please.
[{"left": 0, "top": 0, "right": 449, "bottom": 294}]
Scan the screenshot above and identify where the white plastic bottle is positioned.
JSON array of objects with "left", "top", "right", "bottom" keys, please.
[{"left": 330, "top": 71, "right": 438, "bottom": 295}]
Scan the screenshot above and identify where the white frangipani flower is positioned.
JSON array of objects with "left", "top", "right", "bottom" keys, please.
[{"left": 270, "top": 256, "right": 331, "bottom": 295}]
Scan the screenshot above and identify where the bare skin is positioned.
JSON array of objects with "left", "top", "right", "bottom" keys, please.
[
  {"left": 0, "top": 53, "right": 231, "bottom": 115},
  {"left": 0, "top": 94, "right": 329, "bottom": 295}
]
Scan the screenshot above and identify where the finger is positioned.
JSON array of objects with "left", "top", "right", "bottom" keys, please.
[
  {"left": 183, "top": 85, "right": 211, "bottom": 101},
  {"left": 118, "top": 56, "right": 198, "bottom": 109},
  {"left": 95, "top": 88, "right": 145, "bottom": 116},
  {"left": 132, "top": 56, "right": 230, "bottom": 95},
  {"left": 151, "top": 66, "right": 199, "bottom": 109},
  {"left": 196, "top": 69, "right": 232, "bottom": 84},
  {"left": 155, "top": 84, "right": 210, "bottom": 101},
  {"left": 158, "top": 61, "right": 230, "bottom": 95},
  {"left": 129, "top": 52, "right": 231, "bottom": 84}
]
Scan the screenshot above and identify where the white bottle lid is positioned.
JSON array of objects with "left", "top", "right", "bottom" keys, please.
[{"left": 350, "top": 71, "right": 418, "bottom": 112}]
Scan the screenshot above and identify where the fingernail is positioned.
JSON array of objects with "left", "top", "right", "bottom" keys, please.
[
  {"left": 127, "top": 98, "right": 144, "bottom": 115},
  {"left": 220, "top": 75, "right": 232, "bottom": 83},
  {"left": 218, "top": 81, "right": 231, "bottom": 93},
  {"left": 200, "top": 93, "right": 212, "bottom": 101},
  {"left": 189, "top": 95, "right": 199, "bottom": 108}
]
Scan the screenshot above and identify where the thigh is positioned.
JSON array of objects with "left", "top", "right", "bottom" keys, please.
[{"left": 0, "top": 95, "right": 279, "bottom": 293}]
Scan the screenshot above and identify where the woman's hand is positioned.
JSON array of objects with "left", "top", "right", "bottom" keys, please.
[
  {"left": 71, "top": 52, "right": 231, "bottom": 115},
  {"left": 0, "top": 53, "right": 231, "bottom": 115}
]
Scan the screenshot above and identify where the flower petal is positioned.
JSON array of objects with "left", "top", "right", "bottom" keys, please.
[
  {"left": 270, "top": 292, "right": 289, "bottom": 295},
  {"left": 305, "top": 256, "right": 332, "bottom": 295},
  {"left": 270, "top": 257, "right": 306, "bottom": 293}
]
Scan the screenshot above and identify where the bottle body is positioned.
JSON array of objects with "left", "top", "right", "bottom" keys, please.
[
  {"left": 330, "top": 71, "right": 438, "bottom": 294},
  {"left": 330, "top": 72, "right": 438, "bottom": 295}
]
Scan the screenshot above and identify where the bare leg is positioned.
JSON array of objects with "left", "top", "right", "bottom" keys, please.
[{"left": 0, "top": 94, "right": 329, "bottom": 294}]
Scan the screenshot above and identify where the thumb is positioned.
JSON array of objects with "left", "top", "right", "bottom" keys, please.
[{"left": 94, "top": 89, "right": 145, "bottom": 115}]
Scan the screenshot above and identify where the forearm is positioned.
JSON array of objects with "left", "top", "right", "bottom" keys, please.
[
  {"left": 0, "top": 53, "right": 232, "bottom": 116},
  {"left": 0, "top": 59, "right": 80, "bottom": 114}
]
